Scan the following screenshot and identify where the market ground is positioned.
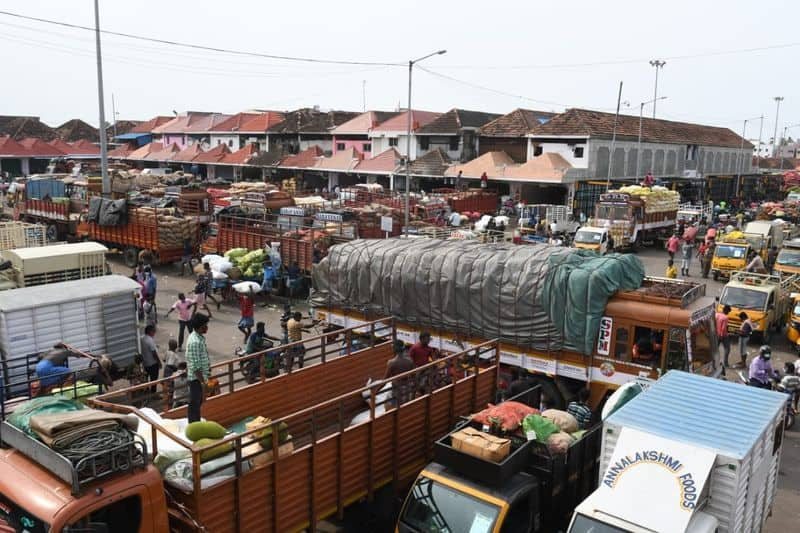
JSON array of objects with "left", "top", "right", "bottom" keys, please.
[{"left": 112, "top": 245, "right": 800, "bottom": 531}]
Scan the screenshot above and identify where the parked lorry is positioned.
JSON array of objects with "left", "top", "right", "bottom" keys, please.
[
  {"left": 588, "top": 187, "right": 679, "bottom": 250},
  {"left": 312, "top": 240, "right": 720, "bottom": 411},
  {"left": 397, "top": 388, "right": 602, "bottom": 533},
  {"left": 717, "top": 270, "right": 797, "bottom": 342},
  {"left": 567, "top": 370, "right": 787, "bottom": 533},
  {"left": 0, "top": 221, "right": 47, "bottom": 252},
  {"left": 572, "top": 226, "right": 612, "bottom": 254},
  {"left": 744, "top": 219, "right": 784, "bottom": 253},
  {"left": 711, "top": 233, "right": 753, "bottom": 281},
  {"left": 0, "top": 319, "right": 499, "bottom": 532},
  {"left": 0, "top": 275, "right": 141, "bottom": 393},
  {"left": 14, "top": 175, "right": 88, "bottom": 242},
  {"left": 775, "top": 238, "right": 800, "bottom": 276},
  {"left": 82, "top": 204, "right": 200, "bottom": 267},
  {"left": 0, "top": 242, "right": 108, "bottom": 290},
  {"left": 518, "top": 204, "right": 580, "bottom": 236}
]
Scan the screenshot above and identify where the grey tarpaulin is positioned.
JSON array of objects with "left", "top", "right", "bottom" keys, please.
[{"left": 310, "top": 239, "right": 645, "bottom": 355}]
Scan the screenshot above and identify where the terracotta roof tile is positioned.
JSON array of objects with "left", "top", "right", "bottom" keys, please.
[
  {"left": 501, "top": 153, "right": 572, "bottom": 183},
  {"left": 19, "top": 137, "right": 66, "bottom": 157},
  {"left": 0, "top": 136, "right": 32, "bottom": 156},
  {"left": 314, "top": 147, "right": 362, "bottom": 171},
  {"left": 530, "top": 108, "right": 752, "bottom": 148},
  {"left": 221, "top": 143, "right": 259, "bottom": 165},
  {"left": 145, "top": 143, "right": 180, "bottom": 161},
  {"left": 417, "top": 109, "right": 501, "bottom": 135},
  {"left": 172, "top": 143, "right": 205, "bottom": 163},
  {"left": 445, "top": 151, "right": 516, "bottom": 178},
  {"left": 131, "top": 116, "right": 174, "bottom": 134},
  {"left": 331, "top": 111, "right": 401, "bottom": 135},
  {"left": 110, "top": 120, "right": 142, "bottom": 136},
  {"left": 67, "top": 139, "right": 101, "bottom": 156},
  {"left": 268, "top": 108, "right": 361, "bottom": 134},
  {"left": 279, "top": 145, "right": 324, "bottom": 168},
  {"left": 107, "top": 145, "right": 133, "bottom": 158},
  {"left": 47, "top": 139, "right": 75, "bottom": 153},
  {"left": 409, "top": 148, "right": 451, "bottom": 176},
  {"left": 248, "top": 148, "right": 286, "bottom": 167},
  {"left": 127, "top": 142, "right": 164, "bottom": 161},
  {"left": 479, "top": 108, "right": 556, "bottom": 137},
  {"left": 183, "top": 113, "right": 232, "bottom": 133},
  {"left": 151, "top": 116, "right": 183, "bottom": 134},
  {"left": 0, "top": 115, "right": 57, "bottom": 141},
  {"left": 193, "top": 143, "right": 231, "bottom": 163},
  {"left": 238, "top": 111, "right": 285, "bottom": 133},
  {"left": 55, "top": 119, "right": 99, "bottom": 143},
  {"left": 371, "top": 110, "right": 441, "bottom": 133},
  {"left": 355, "top": 148, "right": 403, "bottom": 174}
]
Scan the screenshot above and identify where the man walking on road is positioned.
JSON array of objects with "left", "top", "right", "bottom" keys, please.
[
  {"left": 165, "top": 293, "right": 196, "bottom": 350},
  {"left": 140, "top": 325, "right": 162, "bottom": 392},
  {"left": 716, "top": 305, "right": 731, "bottom": 367},
  {"left": 186, "top": 313, "right": 211, "bottom": 423}
]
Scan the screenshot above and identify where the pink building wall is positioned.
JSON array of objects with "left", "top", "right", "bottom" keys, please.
[
  {"left": 164, "top": 134, "right": 186, "bottom": 149},
  {"left": 332, "top": 137, "right": 373, "bottom": 156}
]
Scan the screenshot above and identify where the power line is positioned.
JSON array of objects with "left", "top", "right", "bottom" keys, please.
[
  {"left": 0, "top": 9, "right": 404, "bottom": 67},
  {"left": 437, "top": 41, "right": 800, "bottom": 70}
]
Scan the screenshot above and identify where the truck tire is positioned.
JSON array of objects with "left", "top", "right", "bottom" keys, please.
[
  {"left": 46, "top": 224, "right": 58, "bottom": 242},
  {"left": 527, "top": 375, "right": 565, "bottom": 410},
  {"left": 713, "top": 271, "right": 719, "bottom": 281},
  {"left": 124, "top": 246, "right": 139, "bottom": 268}
]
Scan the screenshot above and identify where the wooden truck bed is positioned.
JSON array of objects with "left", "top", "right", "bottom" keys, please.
[{"left": 92, "top": 319, "right": 499, "bottom": 533}]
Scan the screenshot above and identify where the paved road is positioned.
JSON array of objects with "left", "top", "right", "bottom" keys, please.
[{"left": 115, "top": 246, "right": 799, "bottom": 531}]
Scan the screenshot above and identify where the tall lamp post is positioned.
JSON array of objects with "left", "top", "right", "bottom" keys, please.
[
  {"left": 649, "top": 60, "right": 666, "bottom": 118},
  {"left": 772, "top": 96, "right": 784, "bottom": 157},
  {"left": 94, "top": 0, "right": 109, "bottom": 197},
  {"left": 635, "top": 96, "right": 667, "bottom": 182},
  {"left": 737, "top": 116, "right": 762, "bottom": 182},
  {"left": 404, "top": 49, "right": 447, "bottom": 236}
]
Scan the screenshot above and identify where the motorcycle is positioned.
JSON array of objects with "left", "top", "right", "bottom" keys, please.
[
  {"left": 737, "top": 370, "right": 796, "bottom": 430},
  {"left": 236, "top": 338, "right": 284, "bottom": 383}
]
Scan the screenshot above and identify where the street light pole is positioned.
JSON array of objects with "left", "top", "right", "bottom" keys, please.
[
  {"left": 94, "top": 0, "right": 109, "bottom": 197},
  {"left": 635, "top": 96, "right": 667, "bottom": 182},
  {"left": 605, "top": 81, "right": 623, "bottom": 191},
  {"left": 772, "top": 96, "right": 784, "bottom": 157},
  {"left": 649, "top": 60, "right": 666, "bottom": 118},
  {"left": 755, "top": 115, "right": 764, "bottom": 170},
  {"left": 404, "top": 49, "right": 446, "bottom": 236}
]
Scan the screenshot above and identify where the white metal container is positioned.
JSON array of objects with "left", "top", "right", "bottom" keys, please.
[
  {"left": 0, "top": 275, "right": 141, "bottom": 390},
  {"left": 0, "top": 222, "right": 46, "bottom": 252},
  {"left": 2, "top": 242, "right": 108, "bottom": 288}
]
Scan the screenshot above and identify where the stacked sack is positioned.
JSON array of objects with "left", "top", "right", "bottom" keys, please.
[
  {"left": 521, "top": 409, "right": 585, "bottom": 455},
  {"left": 613, "top": 185, "right": 680, "bottom": 214}
]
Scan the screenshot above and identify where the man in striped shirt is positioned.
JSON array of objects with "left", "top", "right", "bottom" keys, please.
[
  {"left": 186, "top": 313, "right": 211, "bottom": 423},
  {"left": 566, "top": 388, "right": 592, "bottom": 429}
]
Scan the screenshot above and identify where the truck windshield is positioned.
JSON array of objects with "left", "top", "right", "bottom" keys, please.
[
  {"left": 0, "top": 494, "right": 49, "bottom": 533},
  {"left": 569, "top": 514, "right": 629, "bottom": 533},
  {"left": 777, "top": 249, "right": 800, "bottom": 267},
  {"left": 595, "top": 205, "right": 628, "bottom": 220},
  {"left": 720, "top": 287, "right": 768, "bottom": 311},
  {"left": 400, "top": 477, "right": 500, "bottom": 533},
  {"left": 574, "top": 230, "right": 601, "bottom": 244},
  {"left": 715, "top": 245, "right": 746, "bottom": 258}
]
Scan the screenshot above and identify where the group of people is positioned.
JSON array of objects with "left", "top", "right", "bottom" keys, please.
[{"left": 665, "top": 217, "right": 715, "bottom": 278}]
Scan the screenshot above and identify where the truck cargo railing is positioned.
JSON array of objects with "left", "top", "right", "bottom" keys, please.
[
  {"left": 90, "top": 331, "right": 500, "bottom": 532},
  {"left": 615, "top": 276, "right": 706, "bottom": 308},
  {"left": 0, "top": 221, "right": 47, "bottom": 251},
  {"left": 728, "top": 270, "right": 797, "bottom": 290},
  {"left": 90, "top": 318, "right": 396, "bottom": 418}
]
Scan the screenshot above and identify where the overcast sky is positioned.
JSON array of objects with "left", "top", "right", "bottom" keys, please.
[{"left": 1, "top": 0, "right": 798, "bottom": 141}]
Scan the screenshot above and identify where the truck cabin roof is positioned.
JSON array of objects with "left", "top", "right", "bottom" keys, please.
[{"left": 421, "top": 461, "right": 534, "bottom": 505}]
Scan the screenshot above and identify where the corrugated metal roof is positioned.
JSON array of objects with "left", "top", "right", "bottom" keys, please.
[
  {"left": 0, "top": 275, "right": 140, "bottom": 313},
  {"left": 607, "top": 370, "right": 787, "bottom": 459}
]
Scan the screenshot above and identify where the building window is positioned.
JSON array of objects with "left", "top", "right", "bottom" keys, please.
[
  {"left": 228, "top": 140, "right": 233, "bottom": 147},
  {"left": 449, "top": 137, "right": 460, "bottom": 151},
  {"left": 574, "top": 146, "right": 585, "bottom": 158},
  {"left": 217, "top": 140, "right": 221, "bottom": 145},
  {"left": 419, "top": 137, "right": 430, "bottom": 150},
  {"left": 533, "top": 145, "right": 543, "bottom": 156},
  {"left": 389, "top": 138, "right": 398, "bottom": 147},
  {"left": 336, "top": 143, "right": 346, "bottom": 151},
  {"left": 364, "top": 143, "right": 372, "bottom": 153},
  {"left": 686, "top": 144, "right": 698, "bottom": 161}
]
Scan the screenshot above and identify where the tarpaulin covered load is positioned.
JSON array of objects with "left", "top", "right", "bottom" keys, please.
[{"left": 310, "top": 239, "right": 645, "bottom": 355}]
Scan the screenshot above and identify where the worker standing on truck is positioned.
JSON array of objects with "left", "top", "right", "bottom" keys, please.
[
  {"left": 383, "top": 340, "right": 415, "bottom": 405},
  {"left": 237, "top": 288, "right": 256, "bottom": 344},
  {"left": 186, "top": 313, "right": 211, "bottom": 423},
  {"left": 165, "top": 293, "right": 196, "bottom": 350},
  {"left": 745, "top": 251, "right": 767, "bottom": 274},
  {"left": 748, "top": 346, "right": 778, "bottom": 389},
  {"left": 716, "top": 305, "right": 731, "bottom": 367},
  {"left": 567, "top": 389, "right": 593, "bottom": 429},
  {"left": 409, "top": 332, "right": 437, "bottom": 367}
]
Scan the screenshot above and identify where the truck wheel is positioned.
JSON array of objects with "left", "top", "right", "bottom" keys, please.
[
  {"left": 124, "top": 247, "right": 139, "bottom": 268},
  {"left": 46, "top": 224, "right": 58, "bottom": 242},
  {"left": 713, "top": 272, "right": 719, "bottom": 281},
  {"left": 632, "top": 233, "right": 642, "bottom": 252}
]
